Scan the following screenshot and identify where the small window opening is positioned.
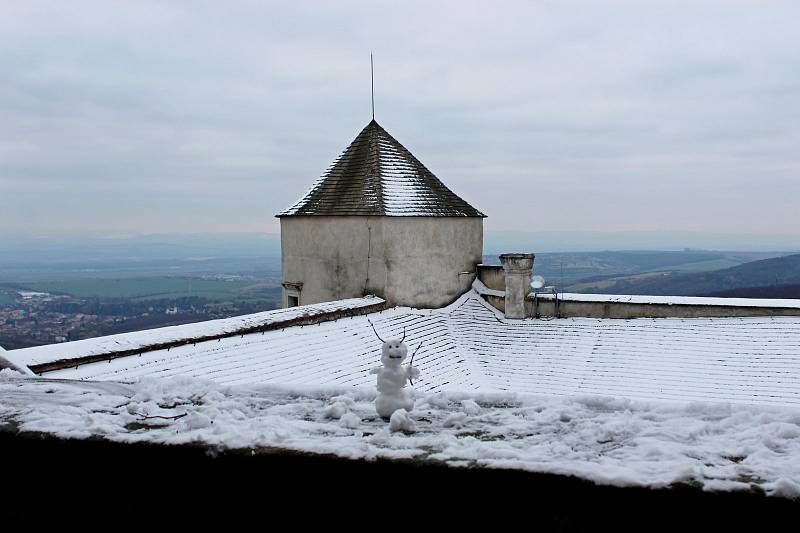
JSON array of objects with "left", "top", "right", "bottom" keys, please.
[{"left": 288, "top": 295, "right": 299, "bottom": 307}]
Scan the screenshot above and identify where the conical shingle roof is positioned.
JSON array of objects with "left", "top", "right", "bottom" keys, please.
[{"left": 277, "top": 120, "right": 485, "bottom": 217}]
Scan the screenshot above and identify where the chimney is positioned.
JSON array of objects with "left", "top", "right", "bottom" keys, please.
[{"left": 500, "top": 253, "right": 535, "bottom": 319}]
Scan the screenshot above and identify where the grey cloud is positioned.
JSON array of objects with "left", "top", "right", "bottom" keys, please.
[{"left": 1, "top": 1, "right": 798, "bottom": 238}]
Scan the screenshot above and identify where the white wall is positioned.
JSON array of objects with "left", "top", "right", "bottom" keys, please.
[{"left": 280, "top": 216, "right": 483, "bottom": 308}]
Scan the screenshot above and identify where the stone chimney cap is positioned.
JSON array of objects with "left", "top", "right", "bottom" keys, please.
[{"left": 500, "top": 253, "right": 535, "bottom": 272}]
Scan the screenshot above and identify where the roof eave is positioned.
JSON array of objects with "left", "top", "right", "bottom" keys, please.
[{"left": 276, "top": 212, "right": 487, "bottom": 218}]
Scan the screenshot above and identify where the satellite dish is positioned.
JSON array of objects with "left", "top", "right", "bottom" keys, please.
[{"left": 531, "top": 275, "right": 545, "bottom": 289}]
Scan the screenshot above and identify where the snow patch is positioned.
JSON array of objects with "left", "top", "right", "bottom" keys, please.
[
  {"left": 388, "top": 409, "right": 415, "bottom": 432},
  {"left": 461, "top": 400, "right": 480, "bottom": 416},
  {"left": 340, "top": 412, "right": 361, "bottom": 429},
  {"left": 324, "top": 401, "right": 350, "bottom": 419},
  {"left": 765, "top": 478, "right": 800, "bottom": 499},
  {"left": 443, "top": 412, "right": 468, "bottom": 428}
]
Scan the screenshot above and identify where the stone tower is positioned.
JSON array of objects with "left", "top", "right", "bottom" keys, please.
[{"left": 277, "top": 120, "right": 485, "bottom": 309}]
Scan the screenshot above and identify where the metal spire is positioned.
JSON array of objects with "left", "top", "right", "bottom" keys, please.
[{"left": 371, "top": 52, "right": 375, "bottom": 120}]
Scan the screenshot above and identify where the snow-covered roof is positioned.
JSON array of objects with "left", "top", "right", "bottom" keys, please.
[
  {"left": 277, "top": 120, "right": 485, "bottom": 217},
  {"left": 16, "top": 290, "right": 800, "bottom": 407},
  {"left": 1, "top": 352, "right": 33, "bottom": 375},
  {"left": 7, "top": 296, "right": 385, "bottom": 371}
]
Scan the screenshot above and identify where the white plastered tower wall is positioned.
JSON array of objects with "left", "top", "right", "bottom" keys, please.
[{"left": 280, "top": 215, "right": 483, "bottom": 308}]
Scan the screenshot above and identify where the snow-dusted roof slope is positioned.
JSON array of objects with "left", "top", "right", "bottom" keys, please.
[
  {"left": 277, "top": 120, "right": 485, "bottom": 217},
  {"left": 7, "top": 296, "right": 385, "bottom": 370},
  {"left": 33, "top": 291, "right": 800, "bottom": 407}
]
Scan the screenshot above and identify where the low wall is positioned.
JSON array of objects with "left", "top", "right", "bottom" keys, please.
[
  {"left": 477, "top": 264, "right": 505, "bottom": 291},
  {"left": 477, "top": 265, "right": 800, "bottom": 319},
  {"left": 528, "top": 296, "right": 800, "bottom": 319},
  {"left": 477, "top": 265, "right": 505, "bottom": 312}
]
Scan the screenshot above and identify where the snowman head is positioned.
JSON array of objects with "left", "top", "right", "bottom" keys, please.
[{"left": 381, "top": 338, "right": 408, "bottom": 368}]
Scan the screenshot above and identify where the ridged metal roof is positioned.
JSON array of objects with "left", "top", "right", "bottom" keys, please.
[
  {"left": 277, "top": 120, "right": 485, "bottom": 217},
  {"left": 30, "top": 289, "right": 800, "bottom": 407}
]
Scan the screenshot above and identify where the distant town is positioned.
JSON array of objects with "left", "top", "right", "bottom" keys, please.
[{"left": 0, "top": 279, "right": 281, "bottom": 350}]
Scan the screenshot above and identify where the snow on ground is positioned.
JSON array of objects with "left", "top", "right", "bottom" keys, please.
[{"left": 2, "top": 370, "right": 799, "bottom": 499}]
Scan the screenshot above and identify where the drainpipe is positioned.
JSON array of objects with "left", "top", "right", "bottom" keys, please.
[{"left": 500, "top": 253, "right": 535, "bottom": 319}]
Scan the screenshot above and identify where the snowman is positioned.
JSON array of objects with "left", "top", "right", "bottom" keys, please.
[{"left": 369, "top": 323, "right": 421, "bottom": 419}]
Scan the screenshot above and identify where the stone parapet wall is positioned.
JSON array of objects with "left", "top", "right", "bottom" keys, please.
[
  {"left": 476, "top": 264, "right": 800, "bottom": 318},
  {"left": 527, "top": 296, "right": 800, "bottom": 319}
]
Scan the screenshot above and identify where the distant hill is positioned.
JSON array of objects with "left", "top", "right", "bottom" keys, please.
[
  {"left": 703, "top": 284, "right": 800, "bottom": 299},
  {"left": 485, "top": 250, "right": 787, "bottom": 287},
  {"left": 569, "top": 254, "right": 800, "bottom": 296}
]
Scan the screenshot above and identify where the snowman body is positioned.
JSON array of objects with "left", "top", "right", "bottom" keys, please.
[{"left": 370, "top": 338, "right": 420, "bottom": 419}]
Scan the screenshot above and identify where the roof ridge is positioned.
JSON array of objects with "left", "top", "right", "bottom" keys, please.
[{"left": 368, "top": 120, "right": 386, "bottom": 213}]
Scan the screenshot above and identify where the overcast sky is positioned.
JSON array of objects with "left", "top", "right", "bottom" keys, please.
[{"left": 1, "top": 1, "right": 798, "bottom": 238}]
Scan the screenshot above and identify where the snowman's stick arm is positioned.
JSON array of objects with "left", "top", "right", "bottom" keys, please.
[
  {"left": 408, "top": 342, "right": 423, "bottom": 385},
  {"left": 367, "top": 318, "right": 385, "bottom": 343},
  {"left": 410, "top": 342, "right": 422, "bottom": 366}
]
